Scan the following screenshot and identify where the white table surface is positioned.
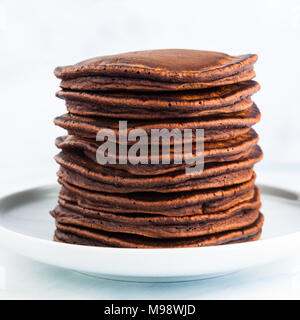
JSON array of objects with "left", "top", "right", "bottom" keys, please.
[{"left": 1, "top": 165, "right": 300, "bottom": 300}]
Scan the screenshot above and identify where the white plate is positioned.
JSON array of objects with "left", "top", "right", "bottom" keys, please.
[{"left": 0, "top": 184, "right": 300, "bottom": 282}]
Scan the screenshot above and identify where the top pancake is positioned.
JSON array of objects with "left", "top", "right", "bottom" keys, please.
[{"left": 54, "top": 49, "right": 257, "bottom": 91}]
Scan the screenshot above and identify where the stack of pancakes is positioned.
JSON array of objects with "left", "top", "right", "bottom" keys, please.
[{"left": 51, "top": 49, "right": 263, "bottom": 248}]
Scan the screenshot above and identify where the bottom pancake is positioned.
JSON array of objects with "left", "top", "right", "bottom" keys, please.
[{"left": 54, "top": 213, "right": 264, "bottom": 248}]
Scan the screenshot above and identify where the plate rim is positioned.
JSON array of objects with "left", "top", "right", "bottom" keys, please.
[
  {"left": 1, "top": 182, "right": 300, "bottom": 279},
  {"left": 0, "top": 182, "right": 299, "bottom": 254}
]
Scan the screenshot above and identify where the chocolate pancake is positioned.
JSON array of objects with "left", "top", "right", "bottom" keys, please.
[
  {"left": 51, "top": 186, "right": 260, "bottom": 239},
  {"left": 58, "top": 164, "right": 254, "bottom": 194},
  {"left": 56, "top": 81, "right": 260, "bottom": 120},
  {"left": 54, "top": 103, "right": 260, "bottom": 143},
  {"left": 55, "top": 129, "right": 259, "bottom": 175},
  {"left": 55, "top": 145, "right": 262, "bottom": 193},
  {"left": 54, "top": 213, "right": 264, "bottom": 248},
  {"left": 59, "top": 182, "right": 255, "bottom": 217},
  {"left": 54, "top": 49, "right": 257, "bottom": 92},
  {"left": 57, "top": 173, "right": 256, "bottom": 216},
  {"left": 65, "top": 96, "right": 254, "bottom": 120},
  {"left": 59, "top": 68, "right": 256, "bottom": 93}
]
